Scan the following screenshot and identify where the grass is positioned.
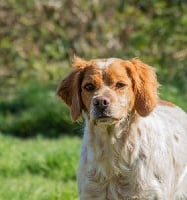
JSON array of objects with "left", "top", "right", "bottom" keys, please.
[
  {"left": 0, "top": 134, "right": 81, "bottom": 200},
  {"left": 159, "top": 85, "right": 187, "bottom": 111}
]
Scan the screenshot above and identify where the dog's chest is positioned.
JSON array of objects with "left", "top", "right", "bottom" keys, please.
[
  {"left": 82, "top": 122, "right": 167, "bottom": 199},
  {"left": 85, "top": 140, "right": 161, "bottom": 200},
  {"left": 85, "top": 165, "right": 159, "bottom": 200}
]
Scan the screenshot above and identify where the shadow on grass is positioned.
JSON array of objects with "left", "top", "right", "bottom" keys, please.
[{"left": 0, "top": 80, "right": 83, "bottom": 138}]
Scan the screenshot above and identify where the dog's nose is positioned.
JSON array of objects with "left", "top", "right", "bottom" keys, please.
[{"left": 93, "top": 96, "right": 110, "bottom": 109}]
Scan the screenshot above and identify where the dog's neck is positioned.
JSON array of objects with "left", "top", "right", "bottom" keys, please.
[
  {"left": 86, "top": 112, "right": 135, "bottom": 140},
  {"left": 83, "top": 112, "right": 137, "bottom": 178}
]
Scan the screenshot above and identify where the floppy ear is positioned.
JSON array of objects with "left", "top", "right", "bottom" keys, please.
[
  {"left": 57, "top": 68, "right": 83, "bottom": 121},
  {"left": 126, "top": 58, "right": 159, "bottom": 116},
  {"left": 57, "top": 57, "right": 90, "bottom": 121}
]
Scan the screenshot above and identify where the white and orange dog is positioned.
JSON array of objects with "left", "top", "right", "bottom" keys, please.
[{"left": 57, "top": 57, "right": 187, "bottom": 200}]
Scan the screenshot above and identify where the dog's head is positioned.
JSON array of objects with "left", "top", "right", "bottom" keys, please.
[{"left": 57, "top": 57, "right": 159, "bottom": 122}]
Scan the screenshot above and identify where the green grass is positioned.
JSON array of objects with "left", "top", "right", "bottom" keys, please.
[
  {"left": 159, "top": 85, "right": 187, "bottom": 111},
  {"left": 0, "top": 134, "right": 81, "bottom": 200}
]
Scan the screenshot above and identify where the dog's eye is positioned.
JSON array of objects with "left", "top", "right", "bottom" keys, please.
[
  {"left": 84, "top": 83, "right": 95, "bottom": 91},
  {"left": 116, "top": 82, "right": 127, "bottom": 89}
]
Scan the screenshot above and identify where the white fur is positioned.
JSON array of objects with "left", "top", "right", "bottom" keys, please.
[
  {"left": 78, "top": 105, "right": 187, "bottom": 200},
  {"left": 96, "top": 58, "right": 115, "bottom": 69}
]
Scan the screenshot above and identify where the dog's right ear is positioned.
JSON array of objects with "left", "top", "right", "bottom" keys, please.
[{"left": 56, "top": 57, "right": 90, "bottom": 121}]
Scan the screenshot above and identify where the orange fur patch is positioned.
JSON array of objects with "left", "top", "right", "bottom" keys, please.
[{"left": 159, "top": 100, "right": 175, "bottom": 107}]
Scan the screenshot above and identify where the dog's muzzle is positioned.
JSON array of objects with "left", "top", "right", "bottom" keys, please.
[{"left": 91, "top": 96, "right": 112, "bottom": 120}]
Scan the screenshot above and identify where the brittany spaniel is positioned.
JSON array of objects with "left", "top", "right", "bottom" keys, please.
[{"left": 57, "top": 57, "right": 187, "bottom": 200}]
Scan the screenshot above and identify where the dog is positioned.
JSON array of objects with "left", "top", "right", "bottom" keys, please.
[{"left": 57, "top": 57, "right": 187, "bottom": 200}]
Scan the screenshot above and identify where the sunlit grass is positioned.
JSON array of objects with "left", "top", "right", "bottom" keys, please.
[{"left": 0, "top": 135, "right": 81, "bottom": 200}]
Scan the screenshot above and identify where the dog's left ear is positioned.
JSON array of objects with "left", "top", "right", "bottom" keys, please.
[
  {"left": 125, "top": 58, "right": 159, "bottom": 116},
  {"left": 57, "top": 57, "right": 89, "bottom": 121},
  {"left": 57, "top": 68, "right": 83, "bottom": 121}
]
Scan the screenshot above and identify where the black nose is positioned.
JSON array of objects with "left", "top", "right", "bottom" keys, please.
[{"left": 93, "top": 96, "right": 110, "bottom": 109}]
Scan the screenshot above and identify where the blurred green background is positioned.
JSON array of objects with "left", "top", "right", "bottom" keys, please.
[{"left": 0, "top": 0, "right": 187, "bottom": 199}]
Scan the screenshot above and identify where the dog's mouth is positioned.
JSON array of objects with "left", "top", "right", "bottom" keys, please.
[
  {"left": 91, "top": 108, "right": 120, "bottom": 123},
  {"left": 94, "top": 115, "right": 119, "bottom": 123}
]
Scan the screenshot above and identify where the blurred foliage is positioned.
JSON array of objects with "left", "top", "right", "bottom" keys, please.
[
  {"left": 0, "top": 81, "right": 82, "bottom": 137},
  {"left": 0, "top": 0, "right": 187, "bottom": 137},
  {"left": 0, "top": 0, "right": 187, "bottom": 86}
]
